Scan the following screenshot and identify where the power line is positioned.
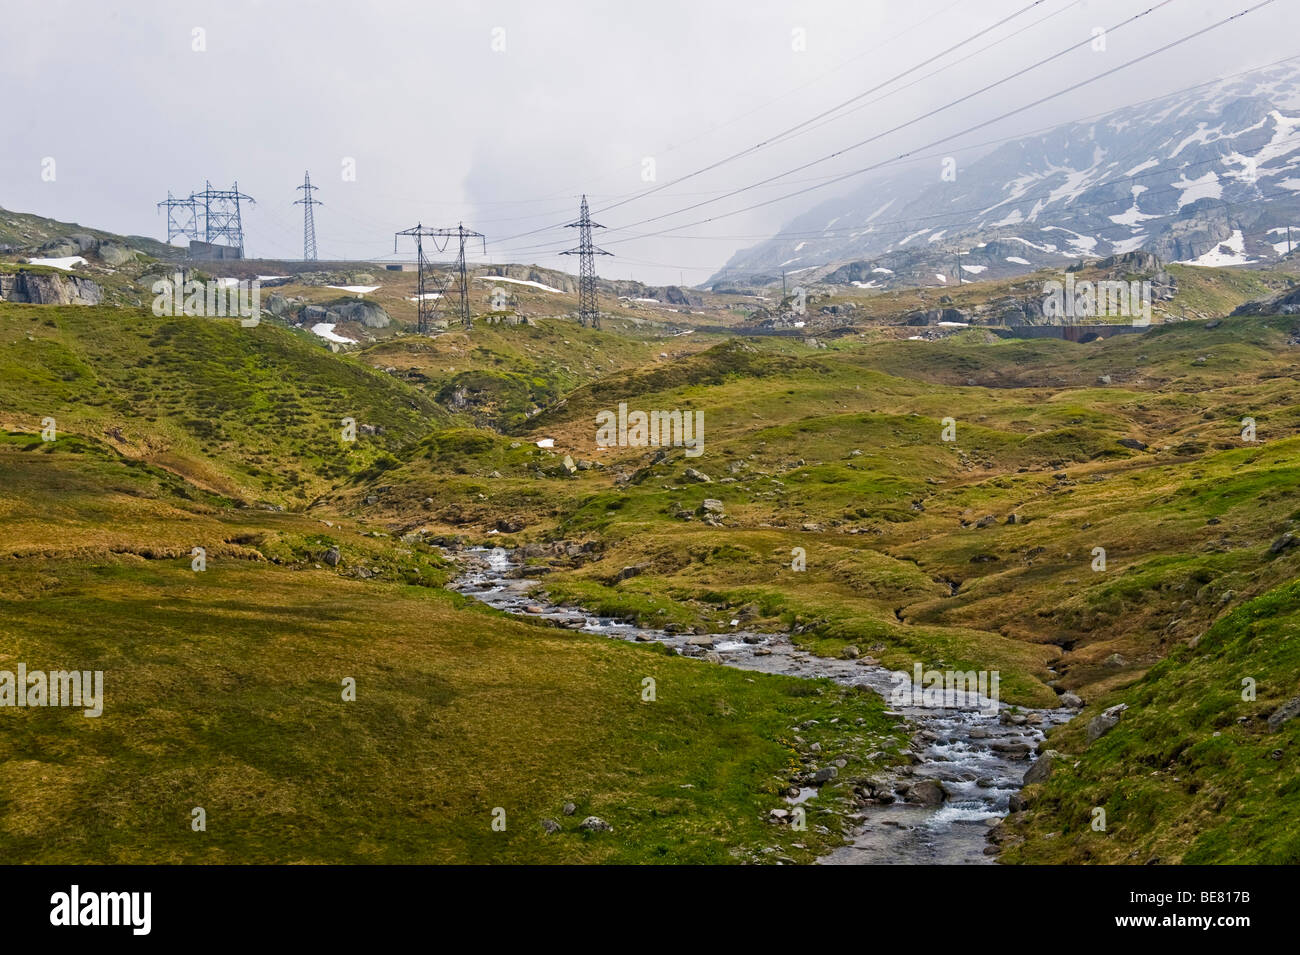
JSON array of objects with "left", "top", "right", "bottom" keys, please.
[
  {"left": 598, "top": 0, "right": 1178, "bottom": 238},
  {"left": 490, "top": 0, "right": 1065, "bottom": 249},
  {"left": 590, "top": 1, "right": 1278, "bottom": 251}
]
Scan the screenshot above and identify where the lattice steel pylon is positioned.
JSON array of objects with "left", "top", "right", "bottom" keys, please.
[
  {"left": 193, "top": 180, "right": 255, "bottom": 251},
  {"left": 395, "top": 223, "right": 484, "bottom": 331},
  {"left": 561, "top": 195, "right": 612, "bottom": 329},
  {"left": 294, "top": 171, "right": 322, "bottom": 261},
  {"left": 156, "top": 191, "right": 200, "bottom": 245}
]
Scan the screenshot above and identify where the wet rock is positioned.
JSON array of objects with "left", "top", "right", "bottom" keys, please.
[
  {"left": 909, "top": 779, "right": 947, "bottom": 807},
  {"left": 1060, "top": 692, "right": 1083, "bottom": 708},
  {"left": 991, "top": 740, "right": 1032, "bottom": 758}
]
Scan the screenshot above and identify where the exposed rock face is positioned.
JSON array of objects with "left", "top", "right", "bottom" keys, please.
[
  {"left": 662, "top": 285, "right": 703, "bottom": 307},
  {"left": 480, "top": 264, "right": 577, "bottom": 295},
  {"left": 0, "top": 270, "right": 102, "bottom": 305}
]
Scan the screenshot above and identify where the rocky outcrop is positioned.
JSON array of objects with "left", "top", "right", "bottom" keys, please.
[
  {"left": 300, "top": 299, "right": 391, "bottom": 329},
  {"left": 0, "top": 270, "right": 102, "bottom": 305},
  {"left": 480, "top": 264, "right": 576, "bottom": 295},
  {"left": 1232, "top": 286, "right": 1300, "bottom": 316}
]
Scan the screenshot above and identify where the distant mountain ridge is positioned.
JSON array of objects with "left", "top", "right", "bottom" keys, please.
[{"left": 709, "top": 64, "right": 1300, "bottom": 289}]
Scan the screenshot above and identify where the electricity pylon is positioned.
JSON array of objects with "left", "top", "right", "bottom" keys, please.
[
  {"left": 294, "top": 171, "right": 322, "bottom": 261},
  {"left": 561, "top": 195, "right": 612, "bottom": 328}
]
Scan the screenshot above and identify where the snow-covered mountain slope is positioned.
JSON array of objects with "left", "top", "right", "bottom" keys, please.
[{"left": 709, "top": 64, "right": 1300, "bottom": 289}]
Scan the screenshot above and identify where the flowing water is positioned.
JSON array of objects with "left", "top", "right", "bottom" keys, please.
[{"left": 450, "top": 547, "right": 1072, "bottom": 864}]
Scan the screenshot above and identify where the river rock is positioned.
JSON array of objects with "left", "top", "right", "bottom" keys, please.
[
  {"left": 909, "top": 779, "right": 947, "bottom": 807},
  {"left": 1023, "top": 750, "right": 1058, "bottom": 786}
]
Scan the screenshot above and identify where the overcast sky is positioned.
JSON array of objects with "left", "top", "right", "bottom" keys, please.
[{"left": 1, "top": 0, "right": 1295, "bottom": 284}]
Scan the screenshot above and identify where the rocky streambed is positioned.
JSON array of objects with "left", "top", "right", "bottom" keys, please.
[{"left": 449, "top": 546, "right": 1074, "bottom": 864}]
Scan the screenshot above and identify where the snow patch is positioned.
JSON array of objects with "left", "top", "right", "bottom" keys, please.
[
  {"left": 28, "top": 256, "right": 87, "bottom": 271},
  {"left": 310, "top": 323, "right": 356, "bottom": 344},
  {"left": 477, "top": 276, "right": 564, "bottom": 294}
]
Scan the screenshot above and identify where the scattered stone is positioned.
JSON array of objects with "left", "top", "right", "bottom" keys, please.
[
  {"left": 809, "top": 766, "right": 838, "bottom": 785},
  {"left": 579, "top": 816, "right": 612, "bottom": 832},
  {"left": 323, "top": 546, "right": 341, "bottom": 567},
  {"left": 1118, "top": 438, "right": 1148, "bottom": 451},
  {"left": 1060, "top": 692, "right": 1083, "bottom": 708},
  {"left": 840, "top": 645, "right": 860, "bottom": 660},
  {"left": 683, "top": 467, "right": 712, "bottom": 484},
  {"left": 562, "top": 802, "right": 577, "bottom": 816},
  {"left": 540, "top": 819, "right": 561, "bottom": 835}
]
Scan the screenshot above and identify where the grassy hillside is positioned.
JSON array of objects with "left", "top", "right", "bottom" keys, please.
[
  {"left": 4, "top": 262, "right": 1300, "bottom": 863},
  {"left": 1000, "top": 578, "right": 1300, "bottom": 864},
  {"left": 0, "top": 303, "right": 447, "bottom": 504}
]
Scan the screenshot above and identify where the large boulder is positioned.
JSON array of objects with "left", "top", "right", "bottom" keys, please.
[
  {"left": 331, "top": 299, "right": 391, "bottom": 328},
  {"left": 1086, "top": 703, "right": 1128, "bottom": 742},
  {"left": 1023, "top": 750, "right": 1059, "bottom": 786}
]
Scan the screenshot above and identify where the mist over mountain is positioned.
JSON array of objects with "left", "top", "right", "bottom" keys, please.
[{"left": 710, "top": 64, "right": 1300, "bottom": 289}]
